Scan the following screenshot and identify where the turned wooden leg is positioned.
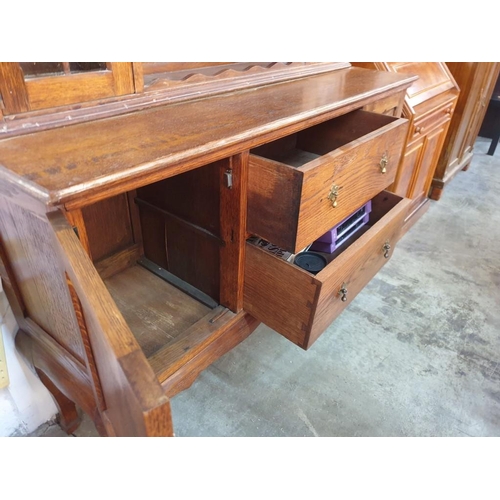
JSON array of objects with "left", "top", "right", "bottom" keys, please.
[
  {"left": 429, "top": 185, "right": 443, "bottom": 201},
  {"left": 35, "top": 368, "right": 81, "bottom": 434}
]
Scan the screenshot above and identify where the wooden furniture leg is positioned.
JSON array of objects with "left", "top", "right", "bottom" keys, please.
[
  {"left": 35, "top": 368, "right": 81, "bottom": 434},
  {"left": 429, "top": 186, "right": 443, "bottom": 200}
]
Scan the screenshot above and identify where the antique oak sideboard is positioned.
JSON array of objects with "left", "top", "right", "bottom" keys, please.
[{"left": 0, "top": 63, "right": 415, "bottom": 436}]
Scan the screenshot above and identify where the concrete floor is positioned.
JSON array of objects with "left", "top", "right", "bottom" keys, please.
[{"left": 28, "top": 137, "right": 500, "bottom": 437}]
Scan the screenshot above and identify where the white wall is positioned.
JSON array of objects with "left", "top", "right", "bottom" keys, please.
[{"left": 0, "top": 280, "right": 57, "bottom": 436}]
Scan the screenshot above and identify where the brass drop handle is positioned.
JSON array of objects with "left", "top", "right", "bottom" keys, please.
[
  {"left": 380, "top": 151, "right": 389, "bottom": 174},
  {"left": 445, "top": 107, "right": 452, "bottom": 115},
  {"left": 328, "top": 184, "right": 342, "bottom": 208},
  {"left": 338, "top": 282, "right": 348, "bottom": 302},
  {"left": 383, "top": 240, "right": 391, "bottom": 259},
  {"left": 415, "top": 126, "right": 424, "bottom": 134}
]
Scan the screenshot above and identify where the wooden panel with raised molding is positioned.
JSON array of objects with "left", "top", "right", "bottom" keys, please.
[{"left": 0, "top": 198, "right": 85, "bottom": 362}]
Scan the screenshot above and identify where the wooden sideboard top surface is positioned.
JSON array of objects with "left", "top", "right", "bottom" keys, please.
[{"left": 0, "top": 67, "right": 416, "bottom": 210}]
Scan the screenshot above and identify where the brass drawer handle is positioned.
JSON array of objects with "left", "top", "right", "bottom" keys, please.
[
  {"left": 338, "top": 282, "right": 348, "bottom": 302},
  {"left": 380, "top": 151, "right": 388, "bottom": 174},
  {"left": 383, "top": 240, "right": 391, "bottom": 259},
  {"left": 415, "top": 126, "right": 424, "bottom": 134},
  {"left": 445, "top": 107, "right": 452, "bottom": 115},
  {"left": 328, "top": 184, "right": 342, "bottom": 208}
]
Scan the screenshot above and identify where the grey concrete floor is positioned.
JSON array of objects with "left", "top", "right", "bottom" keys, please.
[{"left": 28, "top": 137, "right": 500, "bottom": 437}]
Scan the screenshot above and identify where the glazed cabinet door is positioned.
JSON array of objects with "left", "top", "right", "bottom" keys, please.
[
  {"left": 0, "top": 62, "right": 136, "bottom": 115},
  {"left": 48, "top": 211, "right": 173, "bottom": 436}
]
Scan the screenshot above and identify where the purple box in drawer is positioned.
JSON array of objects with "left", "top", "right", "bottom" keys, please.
[{"left": 309, "top": 201, "right": 371, "bottom": 253}]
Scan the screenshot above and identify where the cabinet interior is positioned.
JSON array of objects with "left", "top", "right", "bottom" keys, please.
[
  {"left": 316, "top": 191, "right": 404, "bottom": 270},
  {"left": 80, "top": 159, "right": 236, "bottom": 374},
  {"left": 248, "top": 190, "right": 404, "bottom": 276},
  {"left": 251, "top": 109, "right": 398, "bottom": 168}
]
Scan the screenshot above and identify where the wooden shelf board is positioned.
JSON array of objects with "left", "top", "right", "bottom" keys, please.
[{"left": 103, "top": 264, "right": 211, "bottom": 358}]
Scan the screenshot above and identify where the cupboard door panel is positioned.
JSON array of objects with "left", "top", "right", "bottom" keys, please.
[
  {"left": 48, "top": 210, "right": 173, "bottom": 437},
  {"left": 410, "top": 123, "right": 448, "bottom": 202},
  {"left": 392, "top": 138, "right": 424, "bottom": 198}
]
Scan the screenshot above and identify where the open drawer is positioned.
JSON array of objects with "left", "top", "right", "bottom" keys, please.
[
  {"left": 248, "top": 110, "right": 409, "bottom": 252},
  {"left": 244, "top": 191, "right": 411, "bottom": 350}
]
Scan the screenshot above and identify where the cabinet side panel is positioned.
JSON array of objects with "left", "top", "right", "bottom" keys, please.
[
  {"left": 0, "top": 198, "right": 85, "bottom": 362},
  {"left": 247, "top": 155, "right": 302, "bottom": 251}
]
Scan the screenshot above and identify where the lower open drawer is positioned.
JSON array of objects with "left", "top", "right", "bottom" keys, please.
[{"left": 243, "top": 191, "right": 411, "bottom": 349}]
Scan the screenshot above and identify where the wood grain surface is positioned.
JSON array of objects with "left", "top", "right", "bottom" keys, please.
[
  {"left": 244, "top": 192, "right": 410, "bottom": 349},
  {"left": 432, "top": 62, "right": 500, "bottom": 199},
  {"left": 219, "top": 153, "right": 248, "bottom": 311},
  {"left": 49, "top": 211, "right": 173, "bottom": 436},
  {"left": 248, "top": 111, "right": 408, "bottom": 252},
  {"left": 104, "top": 264, "right": 210, "bottom": 357},
  {"left": 353, "top": 62, "right": 459, "bottom": 225},
  {"left": 0, "top": 198, "right": 86, "bottom": 362},
  {"left": 160, "top": 312, "right": 259, "bottom": 398},
  {"left": 0, "top": 68, "right": 416, "bottom": 209}
]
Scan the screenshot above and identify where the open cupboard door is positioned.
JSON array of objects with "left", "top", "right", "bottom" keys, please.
[{"left": 48, "top": 211, "right": 173, "bottom": 437}]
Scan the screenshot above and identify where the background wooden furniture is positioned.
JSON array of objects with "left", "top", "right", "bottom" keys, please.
[
  {"left": 0, "top": 63, "right": 415, "bottom": 436},
  {"left": 352, "top": 63, "right": 460, "bottom": 232},
  {"left": 431, "top": 63, "right": 500, "bottom": 199}
]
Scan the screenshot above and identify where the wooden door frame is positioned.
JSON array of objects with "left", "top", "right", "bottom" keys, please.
[{"left": 0, "top": 62, "right": 135, "bottom": 115}]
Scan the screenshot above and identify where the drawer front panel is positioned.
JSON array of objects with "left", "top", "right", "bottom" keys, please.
[
  {"left": 410, "top": 101, "right": 454, "bottom": 143},
  {"left": 295, "top": 118, "right": 408, "bottom": 251},
  {"left": 248, "top": 116, "right": 408, "bottom": 252},
  {"left": 244, "top": 192, "right": 411, "bottom": 349},
  {"left": 308, "top": 193, "right": 411, "bottom": 346}
]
